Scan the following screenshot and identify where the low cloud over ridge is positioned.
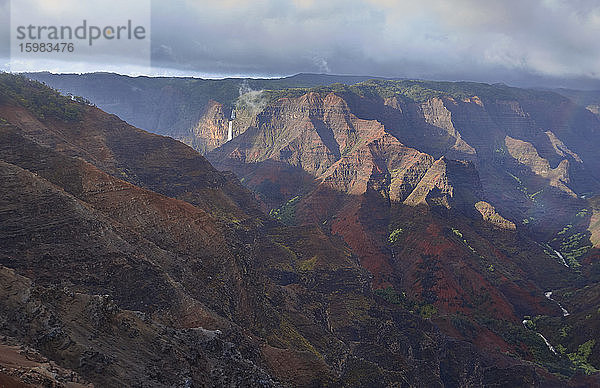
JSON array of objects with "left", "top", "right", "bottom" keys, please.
[{"left": 2, "top": 0, "right": 600, "bottom": 88}]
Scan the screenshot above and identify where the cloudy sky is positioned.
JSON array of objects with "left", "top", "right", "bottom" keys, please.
[{"left": 1, "top": 0, "right": 600, "bottom": 88}]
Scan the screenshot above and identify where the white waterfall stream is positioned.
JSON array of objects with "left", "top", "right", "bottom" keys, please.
[
  {"left": 545, "top": 291, "right": 569, "bottom": 316},
  {"left": 520, "top": 289, "right": 572, "bottom": 356},
  {"left": 537, "top": 333, "right": 557, "bottom": 355},
  {"left": 522, "top": 319, "right": 558, "bottom": 355},
  {"left": 553, "top": 249, "right": 569, "bottom": 267}
]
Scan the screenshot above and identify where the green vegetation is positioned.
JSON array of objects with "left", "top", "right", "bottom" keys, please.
[
  {"left": 523, "top": 314, "right": 599, "bottom": 377},
  {"left": 557, "top": 224, "right": 573, "bottom": 235},
  {"left": 451, "top": 228, "right": 477, "bottom": 254},
  {"left": 505, "top": 171, "right": 545, "bottom": 203},
  {"left": 450, "top": 313, "right": 477, "bottom": 337},
  {"left": 419, "top": 304, "right": 437, "bottom": 319},
  {"left": 374, "top": 286, "right": 437, "bottom": 319},
  {"left": 566, "top": 340, "right": 598, "bottom": 375},
  {"left": 0, "top": 73, "right": 85, "bottom": 121},
  {"left": 476, "top": 315, "right": 559, "bottom": 364},
  {"left": 507, "top": 172, "right": 522, "bottom": 184},
  {"left": 450, "top": 311, "right": 600, "bottom": 378},
  {"left": 276, "top": 319, "right": 323, "bottom": 359},
  {"left": 374, "top": 286, "right": 405, "bottom": 305},
  {"left": 388, "top": 228, "right": 403, "bottom": 244},
  {"left": 259, "top": 78, "right": 568, "bottom": 108},
  {"left": 530, "top": 189, "right": 544, "bottom": 200},
  {"left": 269, "top": 196, "right": 300, "bottom": 225},
  {"left": 549, "top": 225, "right": 593, "bottom": 269},
  {"left": 523, "top": 318, "right": 535, "bottom": 330},
  {"left": 298, "top": 255, "right": 318, "bottom": 272},
  {"left": 349, "top": 80, "right": 447, "bottom": 102},
  {"left": 272, "top": 242, "right": 298, "bottom": 268},
  {"left": 341, "top": 294, "right": 372, "bottom": 323}
]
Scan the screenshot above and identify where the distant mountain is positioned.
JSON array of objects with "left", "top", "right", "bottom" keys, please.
[
  {"left": 554, "top": 88, "right": 600, "bottom": 117},
  {"left": 3, "top": 73, "right": 600, "bottom": 385},
  {"left": 24, "top": 72, "right": 390, "bottom": 154}
]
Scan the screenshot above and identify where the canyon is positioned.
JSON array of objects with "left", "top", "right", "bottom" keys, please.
[{"left": 3, "top": 72, "right": 600, "bottom": 386}]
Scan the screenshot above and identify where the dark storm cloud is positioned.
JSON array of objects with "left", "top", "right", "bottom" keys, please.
[
  {"left": 2, "top": 0, "right": 600, "bottom": 88},
  {"left": 147, "top": 0, "right": 600, "bottom": 86}
]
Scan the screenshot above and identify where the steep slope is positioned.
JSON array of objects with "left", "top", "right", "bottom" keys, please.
[
  {"left": 0, "top": 264, "right": 274, "bottom": 387},
  {"left": 554, "top": 88, "right": 600, "bottom": 119},
  {"left": 208, "top": 84, "right": 596, "bottom": 254},
  {"left": 0, "top": 127, "right": 556, "bottom": 387}
]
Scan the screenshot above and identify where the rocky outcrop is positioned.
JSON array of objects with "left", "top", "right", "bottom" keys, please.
[
  {"left": 24, "top": 73, "right": 385, "bottom": 154},
  {"left": 181, "top": 100, "right": 230, "bottom": 153},
  {"left": 0, "top": 335, "right": 92, "bottom": 387},
  {"left": 0, "top": 265, "right": 276, "bottom": 387},
  {"left": 474, "top": 201, "right": 517, "bottom": 230},
  {"left": 403, "top": 157, "right": 483, "bottom": 212},
  {"left": 420, "top": 97, "right": 477, "bottom": 157},
  {"left": 210, "top": 83, "right": 600, "bottom": 233},
  {"left": 545, "top": 130, "right": 583, "bottom": 163},
  {"left": 214, "top": 92, "right": 389, "bottom": 178},
  {"left": 505, "top": 135, "right": 575, "bottom": 196}
]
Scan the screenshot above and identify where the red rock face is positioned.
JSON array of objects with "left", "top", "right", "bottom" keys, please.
[
  {"left": 329, "top": 196, "right": 394, "bottom": 289},
  {"left": 184, "top": 100, "right": 230, "bottom": 153}
]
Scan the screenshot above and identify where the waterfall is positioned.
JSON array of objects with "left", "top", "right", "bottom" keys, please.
[
  {"left": 553, "top": 250, "right": 569, "bottom": 267},
  {"left": 522, "top": 319, "right": 558, "bottom": 355},
  {"left": 538, "top": 333, "right": 558, "bottom": 355},
  {"left": 545, "top": 291, "right": 570, "bottom": 316},
  {"left": 227, "top": 108, "right": 235, "bottom": 141}
]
